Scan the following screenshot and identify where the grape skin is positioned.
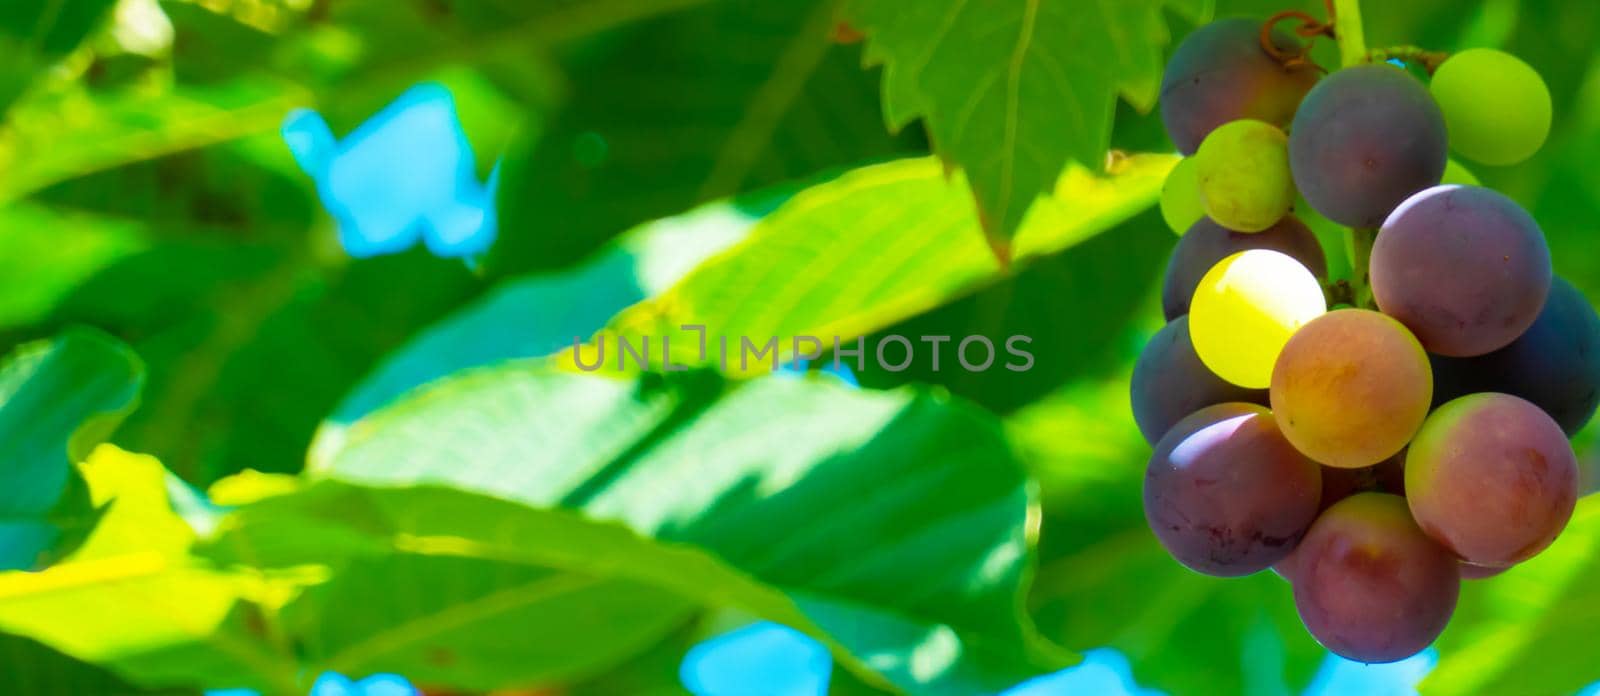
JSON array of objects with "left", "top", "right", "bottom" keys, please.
[
  {"left": 1161, "top": 215, "right": 1327, "bottom": 321},
  {"left": 1293, "top": 493, "right": 1459, "bottom": 663},
  {"left": 1407, "top": 393, "right": 1578, "bottom": 567},
  {"left": 1161, "top": 157, "right": 1205, "bottom": 235},
  {"left": 1189, "top": 249, "right": 1328, "bottom": 389},
  {"left": 1317, "top": 453, "right": 1405, "bottom": 513},
  {"left": 1459, "top": 563, "right": 1508, "bottom": 581},
  {"left": 1289, "top": 65, "right": 1447, "bottom": 227},
  {"left": 1274, "top": 454, "right": 1405, "bottom": 584},
  {"left": 1144, "top": 403, "right": 1322, "bottom": 577},
  {"left": 1371, "top": 185, "right": 1551, "bottom": 357},
  {"left": 1194, "top": 120, "right": 1295, "bottom": 233},
  {"left": 1431, "top": 49, "right": 1552, "bottom": 166},
  {"left": 1130, "top": 316, "right": 1266, "bottom": 445},
  {"left": 1160, "top": 18, "right": 1320, "bottom": 154},
  {"left": 1270, "top": 310, "right": 1432, "bottom": 468},
  {"left": 1428, "top": 277, "right": 1600, "bottom": 435}
]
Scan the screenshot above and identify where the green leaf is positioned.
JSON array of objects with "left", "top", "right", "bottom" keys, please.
[
  {"left": 0, "top": 0, "right": 117, "bottom": 113},
  {"left": 0, "top": 203, "right": 148, "bottom": 329},
  {"left": 0, "top": 446, "right": 297, "bottom": 693},
  {"left": 585, "top": 154, "right": 1174, "bottom": 372},
  {"left": 1422, "top": 497, "right": 1600, "bottom": 696},
  {"left": 282, "top": 364, "right": 1064, "bottom": 693},
  {"left": 853, "top": 206, "right": 1172, "bottom": 413},
  {"left": 492, "top": 0, "right": 921, "bottom": 273},
  {"left": 0, "top": 328, "right": 143, "bottom": 569},
  {"left": 842, "top": 0, "right": 1192, "bottom": 250},
  {"left": 0, "top": 632, "right": 193, "bottom": 696},
  {"left": 0, "top": 78, "right": 305, "bottom": 203},
  {"left": 314, "top": 185, "right": 795, "bottom": 459}
]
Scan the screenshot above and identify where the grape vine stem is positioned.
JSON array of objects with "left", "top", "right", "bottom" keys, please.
[
  {"left": 1333, "top": 0, "right": 1373, "bottom": 307},
  {"left": 1331, "top": 0, "right": 1367, "bottom": 68}
]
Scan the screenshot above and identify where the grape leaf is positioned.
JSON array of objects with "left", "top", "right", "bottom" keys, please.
[
  {"left": 279, "top": 364, "right": 1068, "bottom": 694},
  {"left": 0, "top": 0, "right": 117, "bottom": 113},
  {"left": 582, "top": 153, "right": 1175, "bottom": 373},
  {"left": 0, "top": 446, "right": 298, "bottom": 693},
  {"left": 842, "top": 0, "right": 1203, "bottom": 255},
  {"left": 0, "top": 328, "right": 143, "bottom": 569}
]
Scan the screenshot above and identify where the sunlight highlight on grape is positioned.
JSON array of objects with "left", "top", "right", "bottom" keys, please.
[{"left": 1189, "top": 250, "right": 1326, "bottom": 388}]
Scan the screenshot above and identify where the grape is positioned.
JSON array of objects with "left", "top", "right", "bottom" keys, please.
[
  {"left": 1371, "top": 185, "right": 1551, "bottom": 356},
  {"left": 1270, "top": 309, "right": 1432, "bottom": 468},
  {"left": 1459, "top": 563, "right": 1508, "bottom": 581},
  {"left": 1279, "top": 453, "right": 1407, "bottom": 583},
  {"left": 1196, "top": 121, "right": 1292, "bottom": 233},
  {"left": 1160, "top": 18, "right": 1321, "bottom": 154},
  {"left": 1289, "top": 65, "right": 1447, "bottom": 227},
  {"left": 1428, "top": 277, "right": 1600, "bottom": 435},
  {"left": 1144, "top": 403, "right": 1322, "bottom": 576},
  {"left": 1431, "top": 49, "right": 1552, "bottom": 166},
  {"left": 1161, "top": 157, "right": 1205, "bottom": 235},
  {"left": 1292, "top": 493, "right": 1459, "bottom": 663},
  {"left": 1161, "top": 215, "right": 1327, "bottom": 320},
  {"left": 1407, "top": 393, "right": 1578, "bottom": 567},
  {"left": 1194, "top": 120, "right": 1295, "bottom": 232},
  {"left": 1130, "top": 316, "right": 1266, "bottom": 444},
  {"left": 1190, "top": 249, "right": 1327, "bottom": 389},
  {"left": 1317, "top": 452, "right": 1405, "bottom": 512}
]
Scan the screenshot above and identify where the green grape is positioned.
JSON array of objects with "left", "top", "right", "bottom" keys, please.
[
  {"left": 1189, "top": 249, "right": 1326, "bottom": 388},
  {"left": 1161, "top": 157, "right": 1205, "bottom": 235},
  {"left": 1431, "top": 49, "right": 1551, "bottom": 166},
  {"left": 1441, "top": 159, "right": 1480, "bottom": 186},
  {"left": 1195, "top": 120, "right": 1295, "bottom": 232}
]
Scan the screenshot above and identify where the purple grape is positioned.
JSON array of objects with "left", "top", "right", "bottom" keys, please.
[
  {"left": 1429, "top": 277, "right": 1600, "bottom": 434},
  {"left": 1371, "top": 185, "right": 1551, "bottom": 357},
  {"left": 1289, "top": 65, "right": 1447, "bottom": 227},
  {"left": 1130, "top": 316, "right": 1267, "bottom": 444},
  {"left": 1160, "top": 18, "right": 1321, "bottom": 154},
  {"left": 1161, "top": 215, "right": 1327, "bottom": 320},
  {"left": 1459, "top": 562, "right": 1508, "bottom": 580},
  {"left": 1293, "top": 493, "right": 1459, "bottom": 663},
  {"left": 1144, "top": 403, "right": 1322, "bottom": 576}
]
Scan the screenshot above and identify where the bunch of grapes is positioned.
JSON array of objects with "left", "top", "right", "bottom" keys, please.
[{"left": 1132, "top": 15, "right": 1597, "bottom": 663}]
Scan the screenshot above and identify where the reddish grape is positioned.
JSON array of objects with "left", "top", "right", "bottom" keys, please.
[
  {"left": 1293, "top": 493, "right": 1460, "bottom": 663},
  {"left": 1161, "top": 215, "right": 1327, "bottom": 320},
  {"left": 1160, "top": 19, "right": 1320, "bottom": 154},
  {"left": 1145, "top": 403, "right": 1321, "bottom": 577},
  {"left": 1407, "top": 393, "right": 1578, "bottom": 567},
  {"left": 1372, "top": 185, "right": 1551, "bottom": 357}
]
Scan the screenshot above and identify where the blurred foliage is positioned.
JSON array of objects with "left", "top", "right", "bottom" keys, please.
[{"left": 1, "top": 0, "right": 1599, "bottom": 694}]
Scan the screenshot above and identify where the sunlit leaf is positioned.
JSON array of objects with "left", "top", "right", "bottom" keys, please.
[
  {"left": 579, "top": 153, "right": 1174, "bottom": 372},
  {"left": 267, "top": 364, "right": 1067, "bottom": 693}
]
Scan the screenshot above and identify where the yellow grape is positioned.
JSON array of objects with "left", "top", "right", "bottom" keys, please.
[{"left": 1190, "top": 249, "right": 1326, "bottom": 388}]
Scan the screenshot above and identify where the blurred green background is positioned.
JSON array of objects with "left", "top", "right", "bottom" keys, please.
[{"left": 3, "top": 0, "right": 1600, "bottom": 694}]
